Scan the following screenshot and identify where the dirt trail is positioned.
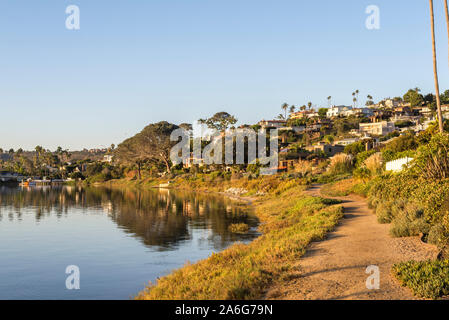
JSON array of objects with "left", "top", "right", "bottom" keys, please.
[{"left": 266, "top": 185, "right": 438, "bottom": 300}]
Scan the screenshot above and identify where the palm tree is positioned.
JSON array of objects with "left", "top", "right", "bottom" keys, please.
[
  {"left": 277, "top": 114, "right": 285, "bottom": 120},
  {"left": 307, "top": 102, "right": 312, "bottom": 110},
  {"left": 289, "top": 105, "right": 296, "bottom": 115},
  {"left": 327, "top": 96, "right": 332, "bottom": 107},
  {"left": 281, "top": 103, "right": 289, "bottom": 119},
  {"left": 430, "top": 0, "right": 444, "bottom": 133}
]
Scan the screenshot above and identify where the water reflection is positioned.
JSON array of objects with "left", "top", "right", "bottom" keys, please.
[{"left": 0, "top": 185, "right": 259, "bottom": 251}]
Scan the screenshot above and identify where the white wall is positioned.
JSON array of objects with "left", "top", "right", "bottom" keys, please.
[{"left": 385, "top": 157, "right": 413, "bottom": 172}]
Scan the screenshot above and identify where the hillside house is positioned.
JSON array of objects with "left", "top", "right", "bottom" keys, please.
[
  {"left": 306, "top": 142, "right": 344, "bottom": 156},
  {"left": 359, "top": 121, "right": 396, "bottom": 136}
]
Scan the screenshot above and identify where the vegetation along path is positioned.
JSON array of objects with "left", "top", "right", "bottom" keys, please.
[{"left": 266, "top": 184, "right": 438, "bottom": 300}]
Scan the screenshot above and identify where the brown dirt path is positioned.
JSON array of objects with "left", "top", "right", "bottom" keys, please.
[{"left": 265, "top": 185, "right": 438, "bottom": 300}]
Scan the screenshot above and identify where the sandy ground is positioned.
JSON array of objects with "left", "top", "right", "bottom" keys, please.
[{"left": 265, "top": 185, "right": 438, "bottom": 300}]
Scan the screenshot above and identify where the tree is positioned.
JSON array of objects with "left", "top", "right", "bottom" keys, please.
[
  {"left": 115, "top": 137, "right": 146, "bottom": 179},
  {"left": 307, "top": 102, "right": 312, "bottom": 110},
  {"left": 327, "top": 96, "right": 332, "bottom": 107},
  {"left": 318, "top": 108, "right": 329, "bottom": 118},
  {"left": 366, "top": 95, "right": 374, "bottom": 106},
  {"left": 403, "top": 88, "right": 424, "bottom": 107},
  {"left": 289, "top": 105, "right": 296, "bottom": 115},
  {"left": 323, "top": 135, "right": 335, "bottom": 144},
  {"left": 446, "top": 0, "right": 449, "bottom": 78},
  {"left": 198, "top": 112, "right": 237, "bottom": 132},
  {"left": 281, "top": 103, "right": 289, "bottom": 119},
  {"left": 430, "top": 0, "right": 444, "bottom": 133},
  {"left": 115, "top": 121, "right": 180, "bottom": 176},
  {"left": 179, "top": 123, "right": 193, "bottom": 131},
  {"left": 352, "top": 90, "right": 360, "bottom": 108},
  {"left": 138, "top": 122, "right": 180, "bottom": 173}
]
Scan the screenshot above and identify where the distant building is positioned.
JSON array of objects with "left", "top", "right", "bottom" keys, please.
[
  {"left": 335, "top": 138, "right": 360, "bottom": 146},
  {"left": 279, "top": 126, "right": 306, "bottom": 134},
  {"left": 102, "top": 155, "right": 113, "bottom": 163},
  {"left": 290, "top": 110, "right": 319, "bottom": 120},
  {"left": 327, "top": 106, "right": 352, "bottom": 118},
  {"left": 0, "top": 171, "right": 19, "bottom": 183},
  {"left": 359, "top": 121, "right": 396, "bottom": 136},
  {"left": 258, "top": 120, "right": 287, "bottom": 129},
  {"left": 357, "top": 108, "right": 374, "bottom": 117},
  {"left": 183, "top": 153, "right": 205, "bottom": 169},
  {"left": 306, "top": 142, "right": 344, "bottom": 156}
]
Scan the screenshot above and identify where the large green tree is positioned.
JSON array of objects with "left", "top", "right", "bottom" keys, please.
[
  {"left": 199, "top": 112, "right": 237, "bottom": 132},
  {"left": 403, "top": 88, "right": 424, "bottom": 107},
  {"left": 115, "top": 121, "right": 180, "bottom": 177}
]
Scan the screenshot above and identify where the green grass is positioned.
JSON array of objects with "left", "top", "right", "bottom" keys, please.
[
  {"left": 135, "top": 185, "right": 343, "bottom": 300},
  {"left": 392, "top": 260, "right": 449, "bottom": 299}
]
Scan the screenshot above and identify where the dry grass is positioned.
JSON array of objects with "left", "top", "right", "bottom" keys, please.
[
  {"left": 294, "top": 160, "right": 313, "bottom": 177},
  {"left": 364, "top": 153, "right": 383, "bottom": 176},
  {"left": 327, "top": 154, "right": 353, "bottom": 175},
  {"left": 320, "top": 178, "right": 358, "bottom": 197}
]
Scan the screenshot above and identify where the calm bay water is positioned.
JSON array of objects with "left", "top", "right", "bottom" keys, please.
[{"left": 0, "top": 185, "right": 259, "bottom": 300}]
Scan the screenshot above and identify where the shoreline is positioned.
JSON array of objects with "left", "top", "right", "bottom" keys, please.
[{"left": 132, "top": 177, "right": 344, "bottom": 300}]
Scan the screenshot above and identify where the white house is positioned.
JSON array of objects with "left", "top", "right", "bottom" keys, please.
[
  {"left": 103, "top": 155, "right": 114, "bottom": 163},
  {"left": 335, "top": 138, "right": 360, "bottom": 146},
  {"left": 327, "top": 106, "right": 352, "bottom": 118},
  {"left": 359, "top": 121, "right": 396, "bottom": 136}
]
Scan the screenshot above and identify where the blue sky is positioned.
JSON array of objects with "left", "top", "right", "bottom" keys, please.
[{"left": 1, "top": 0, "right": 449, "bottom": 150}]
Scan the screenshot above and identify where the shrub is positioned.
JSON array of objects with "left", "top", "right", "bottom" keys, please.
[
  {"left": 428, "top": 223, "right": 448, "bottom": 246},
  {"left": 393, "top": 260, "right": 449, "bottom": 299},
  {"left": 375, "top": 201, "right": 393, "bottom": 224},
  {"left": 390, "top": 203, "right": 429, "bottom": 238},
  {"left": 228, "top": 223, "right": 250, "bottom": 234},
  {"left": 364, "top": 153, "right": 383, "bottom": 176},
  {"left": 294, "top": 160, "right": 313, "bottom": 178},
  {"left": 412, "top": 133, "right": 449, "bottom": 180},
  {"left": 353, "top": 167, "right": 371, "bottom": 181},
  {"left": 344, "top": 141, "right": 365, "bottom": 156},
  {"left": 383, "top": 131, "right": 418, "bottom": 153},
  {"left": 327, "top": 154, "right": 353, "bottom": 175},
  {"left": 355, "top": 150, "right": 376, "bottom": 167}
]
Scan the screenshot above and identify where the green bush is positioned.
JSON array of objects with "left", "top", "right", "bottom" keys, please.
[
  {"left": 375, "top": 201, "right": 394, "bottom": 224},
  {"left": 412, "top": 133, "right": 449, "bottom": 180},
  {"left": 390, "top": 203, "right": 429, "bottom": 238},
  {"left": 428, "top": 223, "right": 448, "bottom": 247},
  {"left": 393, "top": 260, "right": 449, "bottom": 299}
]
